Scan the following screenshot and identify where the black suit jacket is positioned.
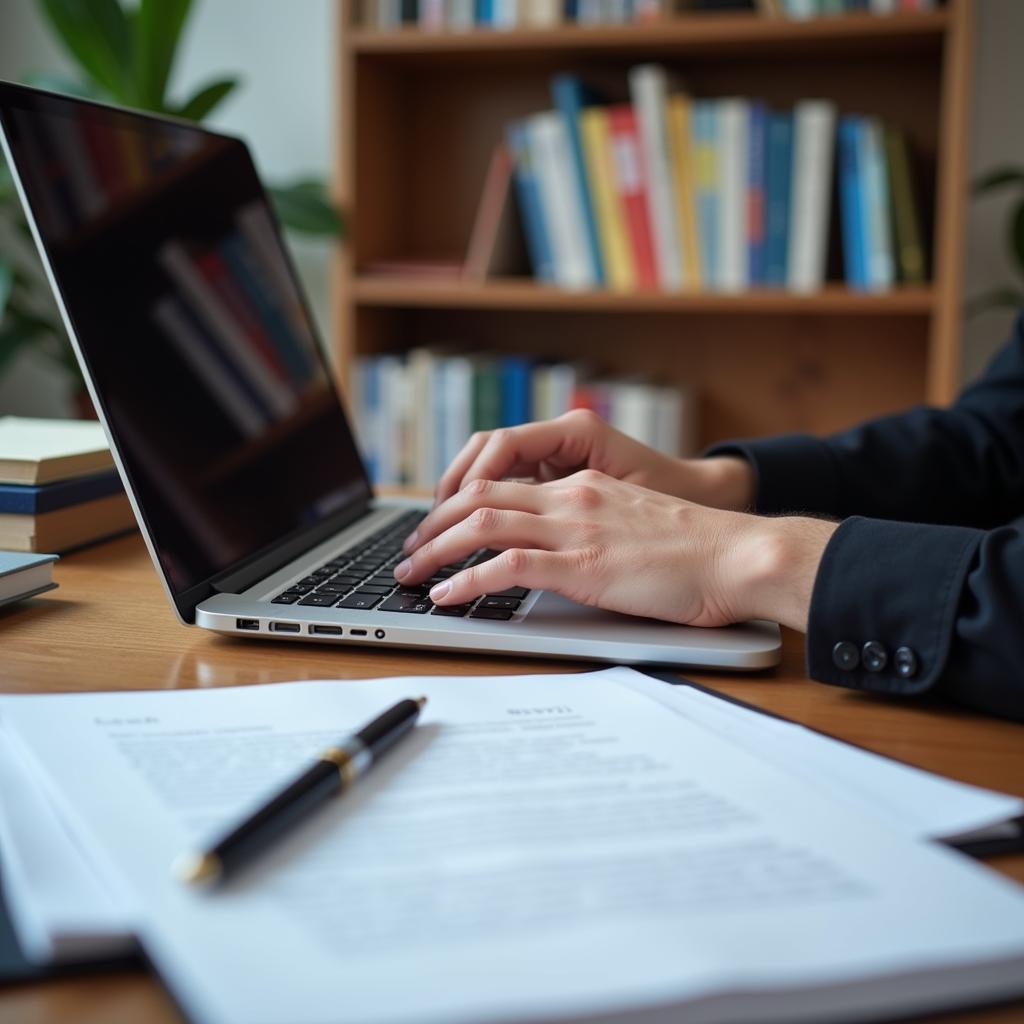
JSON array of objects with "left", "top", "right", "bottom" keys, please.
[{"left": 708, "top": 312, "right": 1024, "bottom": 722}]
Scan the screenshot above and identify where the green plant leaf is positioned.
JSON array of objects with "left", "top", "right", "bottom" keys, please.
[
  {"left": 965, "top": 287, "right": 1024, "bottom": 319},
  {"left": 134, "top": 0, "right": 192, "bottom": 111},
  {"left": 972, "top": 166, "right": 1024, "bottom": 196},
  {"left": 267, "top": 180, "right": 344, "bottom": 237},
  {"left": 40, "top": 0, "right": 135, "bottom": 102},
  {"left": 174, "top": 77, "right": 239, "bottom": 122}
]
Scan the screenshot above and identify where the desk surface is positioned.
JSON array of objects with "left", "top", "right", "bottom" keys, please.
[{"left": 2, "top": 532, "right": 1023, "bottom": 1024}]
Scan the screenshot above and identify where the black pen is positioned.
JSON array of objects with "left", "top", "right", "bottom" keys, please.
[{"left": 173, "top": 696, "right": 427, "bottom": 886}]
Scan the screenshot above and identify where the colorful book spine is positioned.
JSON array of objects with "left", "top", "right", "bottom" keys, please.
[
  {"left": 551, "top": 75, "right": 606, "bottom": 286},
  {"left": 667, "top": 94, "right": 702, "bottom": 290},
  {"left": 506, "top": 121, "right": 557, "bottom": 283},
  {"left": 500, "top": 356, "right": 534, "bottom": 427},
  {"left": 884, "top": 124, "right": 925, "bottom": 284},
  {"left": 787, "top": 100, "right": 836, "bottom": 293},
  {"left": 472, "top": 357, "right": 503, "bottom": 432},
  {"left": 0, "top": 471, "right": 123, "bottom": 515},
  {"left": 860, "top": 117, "right": 895, "bottom": 291},
  {"left": 718, "top": 98, "right": 749, "bottom": 292},
  {"left": 746, "top": 102, "right": 768, "bottom": 287},
  {"left": 691, "top": 100, "right": 720, "bottom": 290},
  {"left": 838, "top": 116, "right": 868, "bottom": 290},
  {"left": 763, "top": 109, "right": 793, "bottom": 287},
  {"left": 579, "top": 108, "right": 636, "bottom": 291},
  {"left": 607, "top": 105, "right": 659, "bottom": 290},
  {"left": 629, "top": 65, "right": 684, "bottom": 290}
]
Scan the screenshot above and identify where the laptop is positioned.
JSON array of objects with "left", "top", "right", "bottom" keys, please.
[{"left": 0, "top": 81, "right": 780, "bottom": 670}]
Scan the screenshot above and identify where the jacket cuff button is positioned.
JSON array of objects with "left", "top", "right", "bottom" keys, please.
[
  {"left": 862, "top": 641, "right": 888, "bottom": 673},
  {"left": 894, "top": 646, "right": 919, "bottom": 679},
  {"left": 832, "top": 641, "right": 859, "bottom": 671}
]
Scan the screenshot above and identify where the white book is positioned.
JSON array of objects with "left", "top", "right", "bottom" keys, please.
[
  {"left": 787, "top": 100, "right": 836, "bottom": 293},
  {"left": 419, "top": 0, "right": 446, "bottom": 29},
  {"left": 549, "top": 361, "right": 589, "bottom": 417},
  {"left": 0, "top": 552, "right": 57, "bottom": 609},
  {"left": 718, "top": 98, "right": 750, "bottom": 293},
  {"left": 375, "top": 0, "right": 401, "bottom": 26},
  {"left": 629, "top": 66, "right": 685, "bottom": 291},
  {"left": 783, "top": 0, "right": 817, "bottom": 16},
  {"left": 530, "top": 364, "right": 554, "bottom": 423},
  {"left": 861, "top": 118, "right": 895, "bottom": 292},
  {"left": 376, "top": 355, "right": 406, "bottom": 486},
  {"left": 521, "top": 0, "right": 561, "bottom": 26},
  {"left": 0, "top": 417, "right": 112, "bottom": 485},
  {"left": 869, "top": 0, "right": 897, "bottom": 11},
  {"left": 577, "top": 0, "right": 604, "bottom": 23},
  {"left": 492, "top": 0, "right": 520, "bottom": 28},
  {"left": 152, "top": 299, "right": 266, "bottom": 438},
  {"left": 651, "top": 385, "right": 687, "bottom": 457},
  {"left": 527, "top": 112, "right": 595, "bottom": 290},
  {"left": 609, "top": 380, "right": 655, "bottom": 447},
  {"left": 407, "top": 348, "right": 437, "bottom": 488},
  {"left": 603, "top": 0, "right": 630, "bottom": 22},
  {"left": 159, "top": 242, "right": 298, "bottom": 419},
  {"left": 445, "top": 0, "right": 476, "bottom": 29},
  {"left": 440, "top": 355, "right": 474, "bottom": 475}
]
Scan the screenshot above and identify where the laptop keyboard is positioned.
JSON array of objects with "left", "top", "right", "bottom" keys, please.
[{"left": 269, "top": 510, "right": 530, "bottom": 621}]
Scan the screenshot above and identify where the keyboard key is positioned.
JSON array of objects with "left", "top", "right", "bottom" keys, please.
[
  {"left": 329, "top": 574, "right": 362, "bottom": 587},
  {"left": 316, "top": 583, "right": 353, "bottom": 594},
  {"left": 271, "top": 593, "right": 301, "bottom": 604},
  {"left": 469, "top": 607, "right": 515, "bottom": 621},
  {"left": 299, "top": 594, "right": 340, "bottom": 607},
  {"left": 296, "top": 576, "right": 321, "bottom": 587},
  {"left": 335, "top": 593, "right": 382, "bottom": 610},
  {"left": 487, "top": 587, "right": 529, "bottom": 599},
  {"left": 354, "top": 584, "right": 393, "bottom": 595},
  {"left": 379, "top": 594, "right": 432, "bottom": 614},
  {"left": 287, "top": 583, "right": 314, "bottom": 594},
  {"left": 479, "top": 596, "right": 520, "bottom": 611},
  {"left": 431, "top": 604, "right": 474, "bottom": 617},
  {"left": 396, "top": 585, "right": 431, "bottom": 597}
]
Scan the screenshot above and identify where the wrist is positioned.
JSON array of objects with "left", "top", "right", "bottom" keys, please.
[
  {"left": 723, "top": 515, "right": 837, "bottom": 631},
  {"left": 687, "top": 456, "right": 756, "bottom": 511}
]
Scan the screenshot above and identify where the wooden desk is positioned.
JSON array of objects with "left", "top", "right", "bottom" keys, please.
[{"left": 2, "top": 532, "right": 1023, "bottom": 1024}]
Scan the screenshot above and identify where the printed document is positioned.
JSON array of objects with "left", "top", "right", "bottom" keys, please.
[{"left": 2, "top": 669, "right": 1024, "bottom": 1024}]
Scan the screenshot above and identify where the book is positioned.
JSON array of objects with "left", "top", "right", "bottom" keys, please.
[
  {"left": 0, "top": 552, "right": 58, "bottom": 610},
  {"left": 0, "top": 418, "right": 113, "bottom": 486},
  {"left": 692, "top": 99, "right": 721, "bottom": 290},
  {"left": 763, "top": 109, "right": 793, "bottom": 287},
  {"left": 838, "top": 115, "right": 869, "bottom": 289},
  {"left": 0, "top": 493, "right": 136, "bottom": 553},
  {"left": 521, "top": 0, "right": 561, "bottom": 23},
  {"left": 884, "top": 124, "right": 926, "bottom": 284},
  {"left": 667, "top": 93, "right": 702, "bottom": 290},
  {"left": 579, "top": 108, "right": 635, "bottom": 291},
  {"left": 787, "top": 99, "right": 836, "bottom": 293},
  {"left": 746, "top": 102, "right": 768, "bottom": 286},
  {"left": 0, "top": 471, "right": 122, "bottom": 516},
  {"left": 860, "top": 117, "right": 896, "bottom": 291},
  {"left": 463, "top": 142, "right": 523, "bottom": 281},
  {"left": 718, "top": 98, "right": 749, "bottom": 292},
  {"left": 527, "top": 111, "right": 596, "bottom": 289},
  {"left": 507, "top": 121, "right": 557, "bottom": 284},
  {"left": 500, "top": 355, "right": 533, "bottom": 427},
  {"left": 606, "top": 105, "right": 659, "bottom": 290},
  {"left": 629, "top": 65, "right": 685, "bottom": 290},
  {"left": 551, "top": 75, "right": 607, "bottom": 286}
]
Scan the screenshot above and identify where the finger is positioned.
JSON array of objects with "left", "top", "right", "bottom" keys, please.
[
  {"left": 457, "top": 418, "right": 589, "bottom": 495},
  {"left": 405, "top": 479, "right": 548, "bottom": 553},
  {"left": 429, "top": 547, "right": 570, "bottom": 605},
  {"left": 395, "top": 509, "right": 560, "bottom": 586},
  {"left": 434, "top": 432, "right": 491, "bottom": 508}
]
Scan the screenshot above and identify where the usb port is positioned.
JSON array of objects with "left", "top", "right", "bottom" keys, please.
[
  {"left": 236, "top": 618, "right": 259, "bottom": 631},
  {"left": 270, "top": 622, "right": 300, "bottom": 633},
  {"left": 309, "top": 624, "right": 343, "bottom": 636},
  {"left": 350, "top": 628, "right": 367, "bottom": 637}
]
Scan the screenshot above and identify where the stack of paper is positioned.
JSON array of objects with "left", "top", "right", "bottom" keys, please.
[{"left": 2, "top": 667, "right": 1024, "bottom": 1024}]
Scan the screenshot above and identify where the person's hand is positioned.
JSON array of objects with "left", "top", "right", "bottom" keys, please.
[
  {"left": 396, "top": 470, "right": 837, "bottom": 631},
  {"left": 432, "top": 409, "right": 756, "bottom": 512}
]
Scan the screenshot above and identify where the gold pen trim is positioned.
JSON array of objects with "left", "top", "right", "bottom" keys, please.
[
  {"left": 319, "top": 746, "right": 359, "bottom": 788},
  {"left": 174, "top": 850, "right": 223, "bottom": 886}
]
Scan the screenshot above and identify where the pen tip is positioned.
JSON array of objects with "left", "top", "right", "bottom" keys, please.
[
  {"left": 415, "top": 696, "right": 427, "bottom": 708},
  {"left": 173, "top": 851, "right": 222, "bottom": 886}
]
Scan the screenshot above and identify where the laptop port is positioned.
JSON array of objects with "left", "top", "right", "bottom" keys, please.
[
  {"left": 350, "top": 629, "right": 367, "bottom": 637},
  {"left": 270, "top": 622, "right": 300, "bottom": 633},
  {"left": 236, "top": 619, "right": 259, "bottom": 631},
  {"left": 309, "top": 625, "right": 343, "bottom": 636}
]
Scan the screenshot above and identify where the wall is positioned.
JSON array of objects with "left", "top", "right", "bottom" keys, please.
[{"left": 0, "top": 0, "right": 1022, "bottom": 413}]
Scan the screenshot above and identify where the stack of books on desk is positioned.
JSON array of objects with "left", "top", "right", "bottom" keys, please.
[{"left": 0, "top": 417, "right": 134, "bottom": 553}]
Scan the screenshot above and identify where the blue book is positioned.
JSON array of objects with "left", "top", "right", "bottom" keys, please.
[
  {"left": 0, "top": 471, "right": 123, "bottom": 515},
  {"left": 356, "top": 358, "right": 380, "bottom": 485},
  {"left": 219, "top": 234, "right": 312, "bottom": 389},
  {"left": 551, "top": 75, "right": 606, "bottom": 287},
  {"left": 747, "top": 102, "right": 768, "bottom": 287},
  {"left": 692, "top": 101, "right": 720, "bottom": 290},
  {"left": 506, "top": 121, "right": 557, "bottom": 283},
  {"left": 763, "top": 110, "right": 793, "bottom": 288},
  {"left": 500, "top": 356, "right": 533, "bottom": 427},
  {"left": 838, "top": 116, "right": 868, "bottom": 290},
  {"left": 476, "top": 0, "right": 494, "bottom": 25}
]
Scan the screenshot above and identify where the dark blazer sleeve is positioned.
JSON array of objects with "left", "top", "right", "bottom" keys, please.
[
  {"left": 703, "top": 313, "right": 1024, "bottom": 721},
  {"left": 706, "top": 312, "right": 1024, "bottom": 528}
]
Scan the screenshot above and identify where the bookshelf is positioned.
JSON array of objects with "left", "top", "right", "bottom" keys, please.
[{"left": 332, "top": 1, "right": 975, "bottom": 452}]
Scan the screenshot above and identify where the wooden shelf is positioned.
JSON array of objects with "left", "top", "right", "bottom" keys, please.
[
  {"left": 352, "top": 278, "right": 936, "bottom": 315},
  {"left": 349, "top": 11, "right": 948, "bottom": 60}
]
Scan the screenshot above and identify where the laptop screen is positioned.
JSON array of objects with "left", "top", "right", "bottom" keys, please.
[{"left": 0, "top": 84, "right": 371, "bottom": 615}]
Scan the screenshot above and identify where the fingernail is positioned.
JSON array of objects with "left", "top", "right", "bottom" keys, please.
[
  {"left": 430, "top": 581, "right": 451, "bottom": 602},
  {"left": 395, "top": 559, "right": 411, "bottom": 580},
  {"left": 402, "top": 530, "right": 418, "bottom": 552}
]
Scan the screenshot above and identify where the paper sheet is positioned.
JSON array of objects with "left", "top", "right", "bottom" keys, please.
[
  {"left": 3, "top": 668, "right": 1024, "bottom": 1024},
  {"left": 616, "top": 674, "right": 1024, "bottom": 842}
]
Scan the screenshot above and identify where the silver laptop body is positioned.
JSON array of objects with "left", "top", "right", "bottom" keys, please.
[{"left": 0, "top": 82, "right": 779, "bottom": 670}]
